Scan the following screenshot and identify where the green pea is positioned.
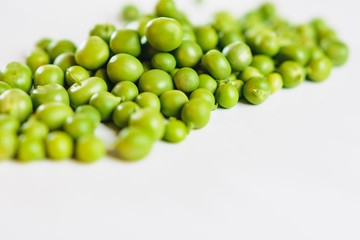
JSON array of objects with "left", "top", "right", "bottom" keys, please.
[
  {"left": 212, "top": 11, "right": 238, "bottom": 33},
  {"left": 195, "top": 26, "right": 218, "bottom": 52},
  {"left": 173, "top": 40, "right": 203, "bottom": 68},
  {"left": 240, "top": 66, "right": 263, "bottom": 82},
  {"left": 89, "top": 91, "right": 121, "bottom": 121},
  {"left": 250, "top": 55, "right": 275, "bottom": 76},
  {"left": 155, "top": 0, "right": 177, "bottom": 18},
  {"left": 34, "top": 64, "right": 64, "bottom": 87},
  {"left": 94, "top": 68, "right": 113, "bottom": 90},
  {"left": 35, "top": 102, "right": 73, "bottom": 130},
  {"left": 138, "top": 69, "right": 174, "bottom": 95},
  {"left": 46, "top": 39, "right": 76, "bottom": 62},
  {"left": 0, "top": 131, "right": 17, "bottom": 160},
  {"left": 137, "top": 15, "right": 154, "bottom": 37},
  {"left": 75, "top": 36, "right": 109, "bottom": 71},
  {"left": 151, "top": 52, "right": 176, "bottom": 73},
  {"left": 160, "top": 90, "right": 188, "bottom": 117},
  {"left": 182, "top": 25, "right": 197, "bottom": 42},
  {"left": 163, "top": 118, "right": 188, "bottom": 143},
  {"left": 229, "top": 79, "right": 245, "bottom": 98},
  {"left": 253, "top": 33, "right": 280, "bottom": 57},
  {"left": 0, "top": 89, "right": 33, "bottom": 122},
  {"left": 46, "top": 131, "right": 73, "bottom": 160},
  {"left": 181, "top": 98, "right": 211, "bottom": 130},
  {"left": 2, "top": 62, "right": 32, "bottom": 92},
  {"left": 307, "top": 56, "right": 332, "bottom": 82},
  {"left": 173, "top": 67, "right": 199, "bottom": 93},
  {"left": 267, "top": 73, "right": 283, "bottom": 93},
  {"left": 16, "top": 135, "right": 45, "bottom": 163},
  {"left": 134, "top": 92, "right": 161, "bottom": 111},
  {"left": 198, "top": 74, "right": 217, "bottom": 94},
  {"left": 277, "top": 44, "right": 310, "bottom": 66},
  {"left": 36, "top": 38, "right": 52, "bottom": 50},
  {"left": 26, "top": 48, "right": 50, "bottom": 73},
  {"left": 309, "top": 46, "right": 325, "bottom": 61},
  {"left": 129, "top": 108, "right": 165, "bottom": 141},
  {"left": 222, "top": 41, "right": 253, "bottom": 72},
  {"left": 243, "top": 76, "right": 271, "bottom": 104},
  {"left": 145, "top": 17, "right": 183, "bottom": 52},
  {"left": 215, "top": 83, "right": 239, "bottom": 109},
  {"left": 20, "top": 118, "right": 49, "bottom": 139},
  {"left": 190, "top": 88, "right": 216, "bottom": 110},
  {"left": 107, "top": 53, "right": 144, "bottom": 83},
  {"left": 64, "top": 114, "right": 95, "bottom": 139},
  {"left": 75, "top": 105, "right": 101, "bottom": 127},
  {"left": 75, "top": 135, "right": 106, "bottom": 163},
  {"left": 324, "top": 40, "right": 349, "bottom": 66},
  {"left": 112, "top": 101, "right": 139, "bottom": 128},
  {"left": 68, "top": 77, "right": 108, "bottom": 108},
  {"left": 0, "top": 114, "right": 20, "bottom": 133},
  {"left": 53, "top": 52, "right": 76, "bottom": 72},
  {"left": 90, "top": 23, "right": 116, "bottom": 43},
  {"left": 259, "top": 2, "right": 276, "bottom": 18},
  {"left": 115, "top": 126, "right": 154, "bottom": 161},
  {"left": 65, "top": 65, "right": 90, "bottom": 86},
  {"left": 109, "top": 29, "right": 141, "bottom": 57},
  {"left": 111, "top": 81, "right": 139, "bottom": 101},
  {"left": 218, "top": 31, "right": 244, "bottom": 49},
  {"left": 121, "top": 4, "right": 140, "bottom": 21},
  {"left": 31, "top": 83, "right": 69, "bottom": 109},
  {"left": 0, "top": 81, "right": 11, "bottom": 95},
  {"left": 278, "top": 61, "right": 305, "bottom": 88},
  {"left": 201, "top": 50, "right": 231, "bottom": 80}
]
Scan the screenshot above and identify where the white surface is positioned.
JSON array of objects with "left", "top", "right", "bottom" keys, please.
[{"left": 1, "top": 0, "right": 360, "bottom": 239}]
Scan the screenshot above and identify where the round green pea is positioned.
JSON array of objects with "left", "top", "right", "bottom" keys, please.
[
  {"left": 30, "top": 83, "right": 69, "bottom": 109},
  {"left": 26, "top": 48, "right": 50, "bottom": 73},
  {"left": 0, "top": 131, "right": 17, "bottom": 160},
  {"left": 75, "top": 105, "right": 101, "bottom": 127},
  {"left": 75, "top": 135, "right": 106, "bottom": 163},
  {"left": 201, "top": 50, "right": 231, "bottom": 80},
  {"left": 75, "top": 36, "right": 109, "bottom": 71},
  {"left": 65, "top": 65, "right": 90, "bottom": 86},
  {"left": 160, "top": 90, "right": 188, "bottom": 117},
  {"left": 0, "top": 81, "right": 11, "bottom": 95},
  {"left": 195, "top": 26, "right": 218, "bottom": 52},
  {"left": 53, "top": 52, "right": 76, "bottom": 72},
  {"left": 36, "top": 38, "right": 52, "bottom": 50},
  {"left": 138, "top": 69, "right": 174, "bottom": 95},
  {"left": 134, "top": 92, "right": 161, "bottom": 111},
  {"left": 277, "top": 44, "right": 310, "bottom": 66},
  {"left": 46, "top": 131, "right": 73, "bottom": 160},
  {"left": 253, "top": 33, "right": 280, "bottom": 57},
  {"left": 324, "top": 41, "right": 349, "bottom": 66},
  {"left": 240, "top": 66, "right": 264, "bottom": 82},
  {"left": 35, "top": 102, "right": 73, "bottom": 130},
  {"left": 107, "top": 53, "right": 144, "bottom": 83},
  {"left": 0, "top": 89, "right": 32, "bottom": 122},
  {"left": 20, "top": 118, "right": 49, "bottom": 139},
  {"left": 151, "top": 52, "right": 176, "bottom": 73},
  {"left": 307, "top": 56, "right": 332, "bottom": 82},
  {"left": 173, "top": 40, "right": 203, "bottom": 68},
  {"left": 267, "top": 73, "right": 283, "bottom": 93},
  {"left": 121, "top": 4, "right": 140, "bottom": 21},
  {"left": 16, "top": 135, "right": 45, "bottom": 163},
  {"left": 163, "top": 118, "right": 188, "bottom": 143},
  {"left": 2, "top": 62, "right": 32, "bottom": 92},
  {"left": 189, "top": 88, "right": 216, "bottom": 110},
  {"left": 278, "top": 61, "right": 305, "bottom": 88},
  {"left": 250, "top": 55, "right": 275, "bottom": 76},
  {"left": 111, "top": 81, "right": 139, "bottom": 101},
  {"left": 90, "top": 23, "right": 116, "bottom": 43},
  {"left": 129, "top": 108, "right": 165, "bottom": 141},
  {"left": 229, "top": 79, "right": 245, "bottom": 98},
  {"left": 46, "top": 39, "right": 76, "bottom": 62},
  {"left": 0, "top": 114, "right": 20, "bottom": 133},
  {"left": 110, "top": 29, "right": 141, "bottom": 57},
  {"left": 215, "top": 83, "right": 239, "bottom": 109},
  {"left": 222, "top": 41, "right": 253, "bottom": 72},
  {"left": 155, "top": 0, "right": 177, "bottom": 18},
  {"left": 181, "top": 98, "right": 211, "bottom": 130},
  {"left": 89, "top": 91, "right": 121, "bottom": 121},
  {"left": 34, "top": 64, "right": 64, "bottom": 87},
  {"left": 198, "top": 74, "right": 217, "bottom": 94},
  {"left": 243, "top": 76, "right": 271, "bottom": 104},
  {"left": 64, "top": 114, "right": 95, "bottom": 139},
  {"left": 112, "top": 101, "right": 139, "bottom": 128},
  {"left": 173, "top": 67, "right": 199, "bottom": 93}
]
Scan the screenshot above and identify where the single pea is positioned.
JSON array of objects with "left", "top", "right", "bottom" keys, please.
[
  {"left": 16, "top": 135, "right": 45, "bottom": 163},
  {"left": 309, "top": 46, "right": 325, "bottom": 61},
  {"left": 277, "top": 44, "right": 310, "bottom": 66},
  {"left": 307, "top": 56, "right": 332, "bottom": 82},
  {"left": 64, "top": 114, "right": 95, "bottom": 139},
  {"left": 198, "top": 74, "right": 217, "bottom": 94},
  {"left": 26, "top": 48, "right": 50, "bottom": 73},
  {"left": 324, "top": 40, "right": 349, "bottom": 66},
  {"left": 218, "top": 31, "right": 244, "bottom": 49},
  {"left": 107, "top": 53, "right": 144, "bottom": 83},
  {"left": 113, "top": 101, "right": 139, "bottom": 128},
  {"left": 253, "top": 33, "right": 280, "bottom": 57},
  {"left": 155, "top": 0, "right": 177, "bottom": 18},
  {"left": 181, "top": 98, "right": 211, "bottom": 130},
  {"left": 145, "top": 17, "right": 183, "bottom": 52},
  {"left": 110, "top": 29, "right": 141, "bottom": 57},
  {"left": 201, "top": 50, "right": 231, "bottom": 80},
  {"left": 111, "top": 81, "right": 139, "bottom": 101},
  {"left": 173, "top": 67, "right": 199, "bottom": 93},
  {"left": 115, "top": 126, "right": 153, "bottom": 161},
  {"left": 277, "top": 61, "right": 305, "bottom": 88},
  {"left": 212, "top": 11, "right": 237, "bottom": 33},
  {"left": 34, "top": 64, "right": 64, "bottom": 87},
  {"left": 134, "top": 92, "right": 161, "bottom": 111},
  {"left": 250, "top": 55, "right": 275, "bottom": 76},
  {"left": 75, "top": 135, "right": 106, "bottom": 163},
  {"left": 189, "top": 88, "right": 216, "bottom": 110},
  {"left": 46, "top": 39, "right": 76, "bottom": 62},
  {"left": 0, "top": 81, "right": 11, "bottom": 95},
  {"left": 36, "top": 38, "right": 52, "bottom": 50},
  {"left": 195, "top": 26, "right": 218, "bottom": 52},
  {"left": 0, "top": 131, "right": 17, "bottom": 160},
  {"left": 160, "top": 90, "right": 188, "bottom": 117},
  {"left": 215, "top": 83, "right": 239, "bottom": 109},
  {"left": 151, "top": 52, "right": 176, "bottom": 73},
  {"left": 129, "top": 108, "right": 165, "bottom": 141},
  {"left": 53, "top": 52, "right": 76, "bottom": 72},
  {"left": 75, "top": 36, "right": 109, "bottom": 71},
  {"left": 90, "top": 23, "right": 116, "bottom": 43},
  {"left": 0, "top": 114, "right": 20, "bottom": 133},
  {"left": 229, "top": 79, "right": 245, "bottom": 98},
  {"left": 173, "top": 40, "right": 203, "bottom": 68},
  {"left": 121, "top": 4, "right": 140, "bottom": 21},
  {"left": 75, "top": 105, "right": 101, "bottom": 127},
  {"left": 35, "top": 102, "right": 73, "bottom": 130},
  {"left": 20, "top": 118, "right": 49, "bottom": 139},
  {"left": 240, "top": 66, "right": 263, "bottom": 82},
  {"left": 138, "top": 69, "right": 174, "bottom": 95},
  {"left": 46, "top": 131, "right": 73, "bottom": 160},
  {"left": 65, "top": 65, "right": 90, "bottom": 86},
  {"left": 267, "top": 73, "right": 283, "bottom": 93},
  {"left": 89, "top": 91, "right": 121, "bottom": 121},
  {"left": 182, "top": 25, "right": 197, "bottom": 42},
  {"left": 163, "top": 118, "right": 188, "bottom": 143},
  {"left": 0, "top": 89, "right": 32, "bottom": 122},
  {"left": 222, "top": 41, "right": 253, "bottom": 72},
  {"left": 68, "top": 77, "right": 108, "bottom": 108},
  {"left": 243, "top": 76, "right": 271, "bottom": 104},
  {"left": 2, "top": 62, "right": 32, "bottom": 92},
  {"left": 31, "top": 83, "right": 69, "bottom": 109}
]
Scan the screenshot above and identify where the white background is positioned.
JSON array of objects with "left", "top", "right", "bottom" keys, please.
[{"left": 0, "top": 0, "right": 360, "bottom": 239}]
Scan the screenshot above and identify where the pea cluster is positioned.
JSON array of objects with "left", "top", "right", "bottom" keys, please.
[{"left": 0, "top": 0, "right": 349, "bottom": 162}]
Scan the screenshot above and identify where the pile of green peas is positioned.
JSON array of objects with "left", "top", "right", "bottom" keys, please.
[{"left": 0, "top": 0, "right": 349, "bottom": 162}]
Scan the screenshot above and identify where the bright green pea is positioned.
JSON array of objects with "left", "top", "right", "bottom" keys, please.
[
  {"left": 111, "top": 81, "right": 139, "bottom": 101},
  {"left": 75, "top": 135, "right": 106, "bottom": 163},
  {"left": 110, "top": 29, "right": 141, "bottom": 57},
  {"left": 215, "top": 83, "right": 239, "bottom": 109},
  {"left": 181, "top": 98, "right": 211, "bottom": 130},
  {"left": 195, "top": 26, "right": 218, "bottom": 52},
  {"left": 94, "top": 68, "right": 113, "bottom": 90},
  {"left": 229, "top": 79, "right": 245, "bottom": 98},
  {"left": 163, "top": 118, "right": 188, "bottom": 143},
  {"left": 0, "top": 89, "right": 33, "bottom": 122},
  {"left": 46, "top": 39, "right": 76, "bottom": 62},
  {"left": 115, "top": 126, "right": 154, "bottom": 161},
  {"left": 250, "top": 55, "right": 275, "bottom": 76},
  {"left": 136, "top": 15, "right": 155, "bottom": 37},
  {"left": 253, "top": 32, "right": 280, "bottom": 56},
  {"left": 138, "top": 69, "right": 174, "bottom": 95},
  {"left": 75, "top": 105, "right": 101, "bottom": 127},
  {"left": 155, "top": 0, "right": 177, "bottom": 18},
  {"left": 0, "top": 131, "right": 17, "bottom": 160},
  {"left": 201, "top": 50, "right": 231, "bottom": 80},
  {"left": 190, "top": 88, "right": 216, "bottom": 110},
  {"left": 135, "top": 92, "right": 161, "bottom": 111},
  {"left": 182, "top": 25, "right": 197, "bottom": 42},
  {"left": 259, "top": 2, "right": 276, "bottom": 18},
  {"left": 112, "top": 101, "right": 139, "bottom": 128},
  {"left": 64, "top": 114, "right": 95, "bottom": 139},
  {"left": 46, "top": 131, "right": 73, "bottom": 160},
  {"left": 277, "top": 44, "right": 310, "bottom": 66},
  {"left": 35, "top": 102, "right": 73, "bottom": 130},
  {"left": 267, "top": 73, "right": 283, "bottom": 93},
  {"left": 0, "top": 114, "right": 20, "bottom": 133},
  {"left": 26, "top": 48, "right": 50, "bottom": 73},
  {"left": 65, "top": 65, "right": 90, "bottom": 86},
  {"left": 34, "top": 64, "right": 64, "bottom": 87},
  {"left": 75, "top": 36, "right": 109, "bottom": 71},
  {"left": 53, "top": 52, "right": 76, "bottom": 72},
  {"left": 278, "top": 61, "right": 305, "bottom": 88},
  {"left": 173, "top": 40, "right": 203, "bottom": 68},
  {"left": 324, "top": 40, "right": 349, "bottom": 66},
  {"left": 31, "top": 83, "right": 69, "bottom": 109},
  {"left": 89, "top": 91, "right": 121, "bottom": 121},
  {"left": 107, "top": 53, "right": 144, "bottom": 83},
  {"left": 240, "top": 66, "right": 263, "bottom": 82},
  {"left": 36, "top": 38, "right": 52, "bottom": 50},
  {"left": 90, "top": 23, "right": 116, "bottom": 43},
  {"left": 212, "top": 11, "right": 238, "bottom": 33},
  {"left": 218, "top": 31, "right": 244, "bottom": 49},
  {"left": 129, "top": 108, "right": 165, "bottom": 141},
  {"left": 2, "top": 62, "right": 32, "bottom": 92},
  {"left": 222, "top": 41, "right": 253, "bottom": 72},
  {"left": 151, "top": 52, "right": 176, "bottom": 73},
  {"left": 243, "top": 76, "right": 271, "bottom": 104},
  {"left": 20, "top": 118, "right": 49, "bottom": 139},
  {"left": 160, "top": 90, "right": 188, "bottom": 117},
  {"left": 121, "top": 4, "right": 140, "bottom": 21},
  {"left": 307, "top": 56, "right": 332, "bottom": 82},
  {"left": 173, "top": 67, "right": 199, "bottom": 93},
  {"left": 198, "top": 74, "right": 217, "bottom": 94},
  {"left": 16, "top": 135, "right": 45, "bottom": 163},
  {"left": 0, "top": 81, "right": 11, "bottom": 95}
]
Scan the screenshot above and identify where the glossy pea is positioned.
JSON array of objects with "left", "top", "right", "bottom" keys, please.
[
  {"left": 35, "top": 102, "right": 73, "bottom": 130},
  {"left": 201, "top": 50, "right": 231, "bottom": 80},
  {"left": 53, "top": 52, "right": 76, "bottom": 72},
  {"left": 0, "top": 89, "right": 33, "bottom": 122},
  {"left": 89, "top": 91, "right": 121, "bottom": 121},
  {"left": 151, "top": 52, "right": 176, "bottom": 73},
  {"left": 218, "top": 31, "right": 244, "bottom": 49},
  {"left": 2, "top": 62, "right": 32, "bottom": 92},
  {"left": 129, "top": 108, "right": 165, "bottom": 141},
  {"left": 30, "top": 83, "right": 69, "bottom": 109},
  {"left": 90, "top": 23, "right": 116, "bottom": 43},
  {"left": 173, "top": 67, "right": 199, "bottom": 93},
  {"left": 195, "top": 26, "right": 218, "bottom": 52},
  {"left": 173, "top": 40, "right": 203, "bottom": 68},
  {"left": 134, "top": 92, "right": 161, "bottom": 111},
  {"left": 26, "top": 48, "right": 50, "bottom": 73},
  {"left": 189, "top": 88, "right": 216, "bottom": 110},
  {"left": 112, "top": 101, "right": 139, "bottom": 128},
  {"left": 160, "top": 90, "right": 189, "bottom": 117},
  {"left": 243, "top": 76, "right": 271, "bottom": 104},
  {"left": 75, "top": 135, "right": 106, "bottom": 163},
  {"left": 0, "top": 131, "right": 17, "bottom": 160},
  {"left": 215, "top": 83, "right": 239, "bottom": 109},
  {"left": 64, "top": 114, "right": 95, "bottom": 139},
  {"left": 110, "top": 29, "right": 141, "bottom": 57},
  {"left": 198, "top": 74, "right": 218, "bottom": 94},
  {"left": 65, "top": 65, "right": 90, "bottom": 86},
  {"left": 240, "top": 66, "right": 263, "bottom": 82},
  {"left": 307, "top": 56, "right": 332, "bottom": 82},
  {"left": 155, "top": 0, "right": 177, "bottom": 18},
  {"left": 111, "top": 81, "right": 139, "bottom": 101},
  {"left": 16, "top": 135, "right": 45, "bottom": 163},
  {"left": 46, "top": 131, "right": 73, "bottom": 160},
  {"left": 107, "top": 53, "right": 144, "bottom": 83},
  {"left": 277, "top": 61, "right": 305, "bottom": 88},
  {"left": 75, "top": 105, "right": 101, "bottom": 127},
  {"left": 138, "top": 69, "right": 174, "bottom": 95},
  {"left": 181, "top": 98, "right": 211, "bottom": 130},
  {"left": 250, "top": 55, "right": 275, "bottom": 76},
  {"left": 222, "top": 41, "right": 253, "bottom": 72},
  {"left": 267, "top": 73, "right": 283, "bottom": 93},
  {"left": 163, "top": 118, "right": 188, "bottom": 143},
  {"left": 34, "top": 64, "right": 64, "bottom": 87}
]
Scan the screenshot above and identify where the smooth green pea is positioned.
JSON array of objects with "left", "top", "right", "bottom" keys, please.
[
  {"left": 0, "top": 114, "right": 20, "bottom": 133},
  {"left": 240, "top": 66, "right": 263, "bottom": 82},
  {"left": 229, "top": 79, "right": 244, "bottom": 98},
  {"left": 155, "top": 0, "right": 177, "bottom": 18},
  {"left": 65, "top": 65, "right": 90, "bottom": 86},
  {"left": 250, "top": 55, "right": 275, "bottom": 76},
  {"left": 267, "top": 73, "right": 283, "bottom": 93},
  {"left": 324, "top": 41, "right": 349, "bottom": 66},
  {"left": 145, "top": 17, "right": 183, "bottom": 52},
  {"left": 2, "top": 62, "right": 32, "bottom": 92},
  {"left": 111, "top": 81, "right": 139, "bottom": 101},
  {"left": 46, "top": 131, "right": 73, "bottom": 160},
  {"left": 222, "top": 41, "right": 253, "bottom": 72},
  {"left": 16, "top": 135, "right": 45, "bottom": 163},
  {"left": 0, "top": 131, "right": 17, "bottom": 160},
  {"left": 30, "top": 83, "right": 69, "bottom": 109},
  {"left": 26, "top": 48, "right": 50, "bottom": 73},
  {"left": 138, "top": 69, "right": 174, "bottom": 95},
  {"left": 94, "top": 68, "right": 113, "bottom": 90},
  {"left": 190, "top": 88, "right": 216, "bottom": 110},
  {"left": 201, "top": 50, "right": 231, "bottom": 80},
  {"left": 90, "top": 23, "right": 116, "bottom": 43},
  {"left": 173, "top": 67, "right": 199, "bottom": 93},
  {"left": 34, "top": 64, "right": 64, "bottom": 87},
  {"left": 160, "top": 90, "right": 188, "bottom": 117},
  {"left": 277, "top": 44, "right": 310, "bottom": 66},
  {"left": 0, "top": 81, "right": 11, "bottom": 95},
  {"left": 107, "top": 53, "right": 144, "bottom": 83},
  {"left": 20, "top": 118, "right": 49, "bottom": 139},
  {"left": 64, "top": 114, "right": 95, "bottom": 139},
  {"left": 151, "top": 52, "right": 176, "bottom": 73},
  {"left": 195, "top": 26, "right": 218, "bottom": 52},
  {"left": 35, "top": 102, "right": 73, "bottom": 130},
  {"left": 89, "top": 91, "right": 121, "bottom": 121},
  {"left": 75, "top": 135, "right": 106, "bottom": 163},
  {"left": 121, "top": 4, "right": 140, "bottom": 21},
  {"left": 53, "top": 52, "right": 76, "bottom": 72},
  {"left": 243, "top": 76, "right": 271, "bottom": 104},
  {"left": 215, "top": 83, "right": 239, "bottom": 109},
  {"left": 75, "top": 36, "right": 109, "bottom": 71},
  {"left": 181, "top": 98, "right": 211, "bottom": 129},
  {"left": 212, "top": 11, "right": 238, "bottom": 33},
  {"left": 116, "top": 126, "right": 153, "bottom": 161},
  {"left": 136, "top": 15, "right": 155, "bottom": 37},
  {"left": 278, "top": 61, "right": 305, "bottom": 88},
  {"left": 129, "top": 108, "right": 165, "bottom": 141},
  {"left": 253, "top": 33, "right": 280, "bottom": 57},
  {"left": 113, "top": 101, "right": 139, "bottom": 128},
  {"left": 218, "top": 31, "right": 244, "bottom": 49},
  {"left": 36, "top": 38, "right": 52, "bottom": 50},
  {"left": 259, "top": 2, "right": 276, "bottom": 18},
  {"left": 110, "top": 29, "right": 141, "bottom": 57},
  {"left": 173, "top": 40, "right": 203, "bottom": 68},
  {"left": 75, "top": 105, "right": 101, "bottom": 127},
  {"left": 163, "top": 118, "right": 188, "bottom": 143},
  {"left": 307, "top": 56, "right": 332, "bottom": 82},
  {"left": 198, "top": 74, "right": 217, "bottom": 94},
  {"left": 0, "top": 89, "right": 32, "bottom": 122},
  {"left": 182, "top": 25, "right": 197, "bottom": 42},
  {"left": 46, "top": 39, "right": 76, "bottom": 62},
  {"left": 134, "top": 92, "right": 161, "bottom": 111},
  {"left": 68, "top": 77, "right": 108, "bottom": 108}
]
